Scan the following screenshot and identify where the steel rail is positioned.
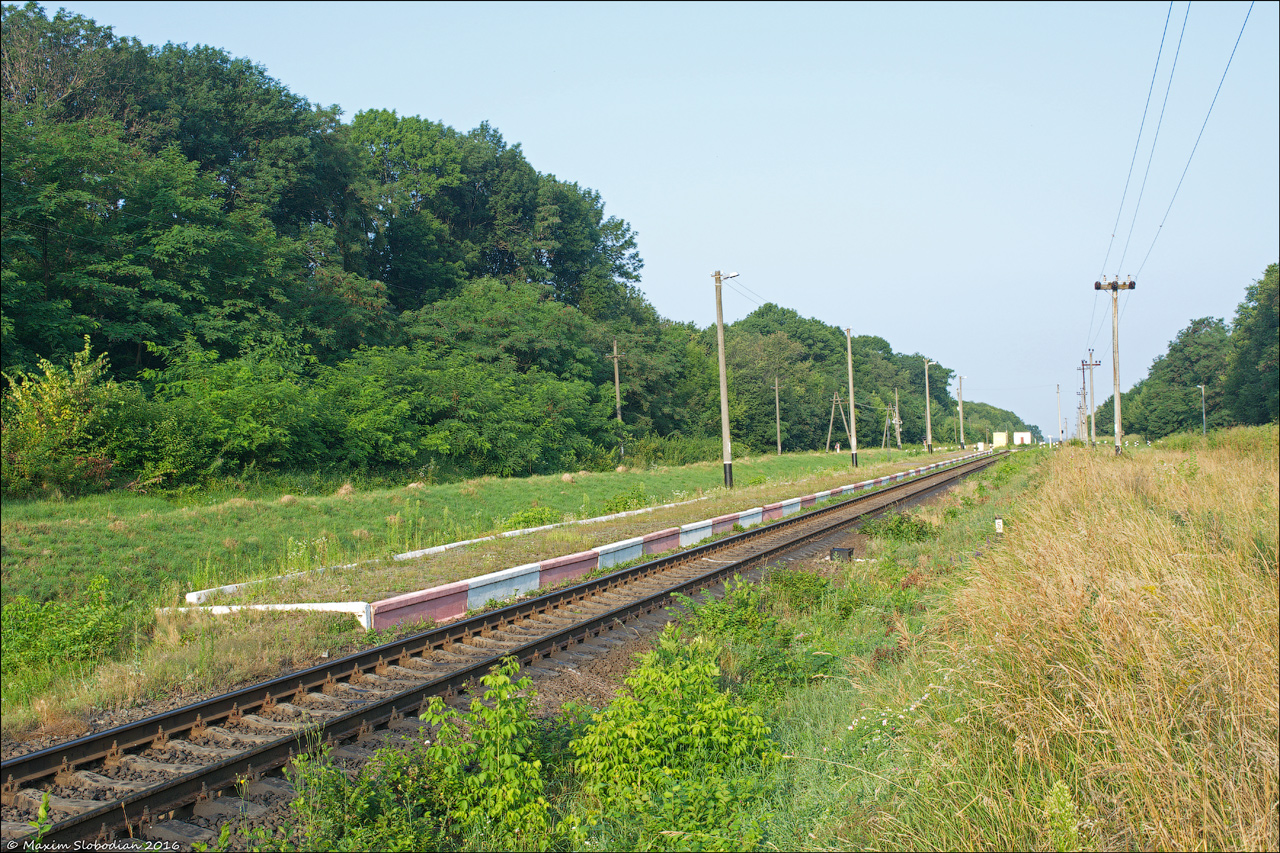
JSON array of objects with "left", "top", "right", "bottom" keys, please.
[{"left": 7, "top": 451, "right": 1006, "bottom": 845}]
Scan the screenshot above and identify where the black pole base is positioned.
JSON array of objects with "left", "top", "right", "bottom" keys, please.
[
  {"left": 724, "top": 462, "right": 733, "bottom": 488},
  {"left": 851, "top": 451, "right": 857, "bottom": 468}
]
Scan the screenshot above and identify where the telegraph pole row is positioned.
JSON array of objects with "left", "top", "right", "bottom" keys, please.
[
  {"left": 1084, "top": 349, "right": 1101, "bottom": 446},
  {"left": 1076, "top": 361, "right": 1088, "bottom": 441}
]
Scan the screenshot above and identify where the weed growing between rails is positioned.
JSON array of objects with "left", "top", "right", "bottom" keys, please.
[{"left": 213, "top": 640, "right": 779, "bottom": 852}]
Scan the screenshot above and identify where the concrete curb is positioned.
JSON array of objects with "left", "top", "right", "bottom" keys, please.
[{"left": 167, "top": 451, "right": 992, "bottom": 631}]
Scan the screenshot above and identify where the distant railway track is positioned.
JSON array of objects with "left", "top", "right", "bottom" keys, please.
[{"left": 1, "top": 451, "right": 1007, "bottom": 847}]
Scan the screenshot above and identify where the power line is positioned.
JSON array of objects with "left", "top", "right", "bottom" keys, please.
[
  {"left": 1135, "top": 0, "right": 1255, "bottom": 279},
  {"left": 1089, "top": 2, "right": 1174, "bottom": 352},
  {"left": 723, "top": 280, "right": 762, "bottom": 308},
  {"left": 1117, "top": 1, "right": 1190, "bottom": 274},
  {"left": 733, "top": 278, "right": 770, "bottom": 305},
  {"left": 1099, "top": 1, "right": 1174, "bottom": 280}
]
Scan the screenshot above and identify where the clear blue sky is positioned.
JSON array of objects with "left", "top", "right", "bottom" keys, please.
[{"left": 51, "top": 1, "right": 1280, "bottom": 439}]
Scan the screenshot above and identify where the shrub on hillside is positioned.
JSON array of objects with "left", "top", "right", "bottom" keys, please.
[{"left": 1, "top": 338, "right": 151, "bottom": 496}]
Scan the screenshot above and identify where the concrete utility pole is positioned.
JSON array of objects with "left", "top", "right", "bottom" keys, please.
[
  {"left": 957, "top": 375, "right": 966, "bottom": 449},
  {"left": 609, "top": 338, "right": 625, "bottom": 423},
  {"left": 893, "top": 388, "right": 902, "bottom": 449},
  {"left": 923, "top": 359, "right": 936, "bottom": 453},
  {"left": 1056, "top": 383, "right": 1063, "bottom": 446},
  {"left": 1095, "top": 276, "right": 1136, "bottom": 455},
  {"left": 845, "top": 329, "right": 858, "bottom": 468},
  {"left": 774, "top": 377, "right": 782, "bottom": 455},
  {"left": 1085, "top": 349, "right": 1101, "bottom": 446},
  {"left": 1197, "top": 384, "right": 1206, "bottom": 436},
  {"left": 1076, "top": 362, "right": 1089, "bottom": 442},
  {"left": 713, "top": 271, "right": 737, "bottom": 486}
]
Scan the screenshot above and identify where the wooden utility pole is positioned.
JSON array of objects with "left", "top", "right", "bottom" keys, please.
[
  {"left": 1085, "top": 348, "right": 1101, "bottom": 447},
  {"left": 1076, "top": 362, "right": 1089, "bottom": 442},
  {"left": 1095, "top": 276, "right": 1135, "bottom": 455},
  {"left": 845, "top": 329, "right": 858, "bottom": 467},
  {"left": 609, "top": 338, "right": 624, "bottom": 423},
  {"left": 881, "top": 405, "right": 892, "bottom": 452},
  {"left": 774, "top": 377, "right": 781, "bottom": 455},
  {"left": 893, "top": 388, "right": 902, "bottom": 449},
  {"left": 713, "top": 271, "right": 736, "bottom": 486},
  {"left": 1077, "top": 389, "right": 1087, "bottom": 440}
]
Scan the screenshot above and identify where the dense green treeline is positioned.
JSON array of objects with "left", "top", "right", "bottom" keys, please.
[
  {"left": 1094, "top": 263, "right": 1279, "bottom": 440},
  {"left": 1, "top": 3, "right": 1035, "bottom": 496}
]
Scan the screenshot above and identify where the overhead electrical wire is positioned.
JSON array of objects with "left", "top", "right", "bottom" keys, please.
[
  {"left": 1087, "top": 1, "right": 1175, "bottom": 353},
  {"left": 1134, "top": 0, "right": 1255, "bottom": 281},
  {"left": 1098, "top": 1, "right": 1174, "bottom": 281},
  {"left": 1116, "top": 1, "right": 1191, "bottom": 274}
]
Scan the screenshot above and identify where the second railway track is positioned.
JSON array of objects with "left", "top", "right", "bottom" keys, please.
[{"left": 1, "top": 450, "right": 1007, "bottom": 847}]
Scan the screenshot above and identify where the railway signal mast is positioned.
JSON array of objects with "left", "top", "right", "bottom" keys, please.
[{"left": 1095, "top": 276, "right": 1136, "bottom": 455}]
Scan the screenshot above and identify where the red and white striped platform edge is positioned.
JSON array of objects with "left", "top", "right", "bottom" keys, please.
[{"left": 167, "top": 450, "right": 991, "bottom": 632}]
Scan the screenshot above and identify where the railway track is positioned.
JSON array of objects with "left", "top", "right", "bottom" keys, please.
[{"left": 1, "top": 451, "right": 1006, "bottom": 847}]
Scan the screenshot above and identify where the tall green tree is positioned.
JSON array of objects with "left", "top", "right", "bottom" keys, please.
[
  {"left": 1, "top": 1, "right": 140, "bottom": 120},
  {"left": 1223, "top": 263, "right": 1279, "bottom": 425}
]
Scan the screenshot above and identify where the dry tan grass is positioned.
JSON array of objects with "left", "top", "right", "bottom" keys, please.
[{"left": 946, "top": 438, "right": 1278, "bottom": 849}]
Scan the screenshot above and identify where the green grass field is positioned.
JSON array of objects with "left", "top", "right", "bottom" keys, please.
[{"left": 1, "top": 445, "right": 963, "bottom": 738}]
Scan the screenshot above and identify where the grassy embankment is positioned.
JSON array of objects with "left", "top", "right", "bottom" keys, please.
[
  {"left": 1, "top": 446, "right": 957, "bottom": 739},
  {"left": 763, "top": 424, "right": 1277, "bottom": 850},
  {"left": 254, "top": 426, "right": 1276, "bottom": 851}
]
